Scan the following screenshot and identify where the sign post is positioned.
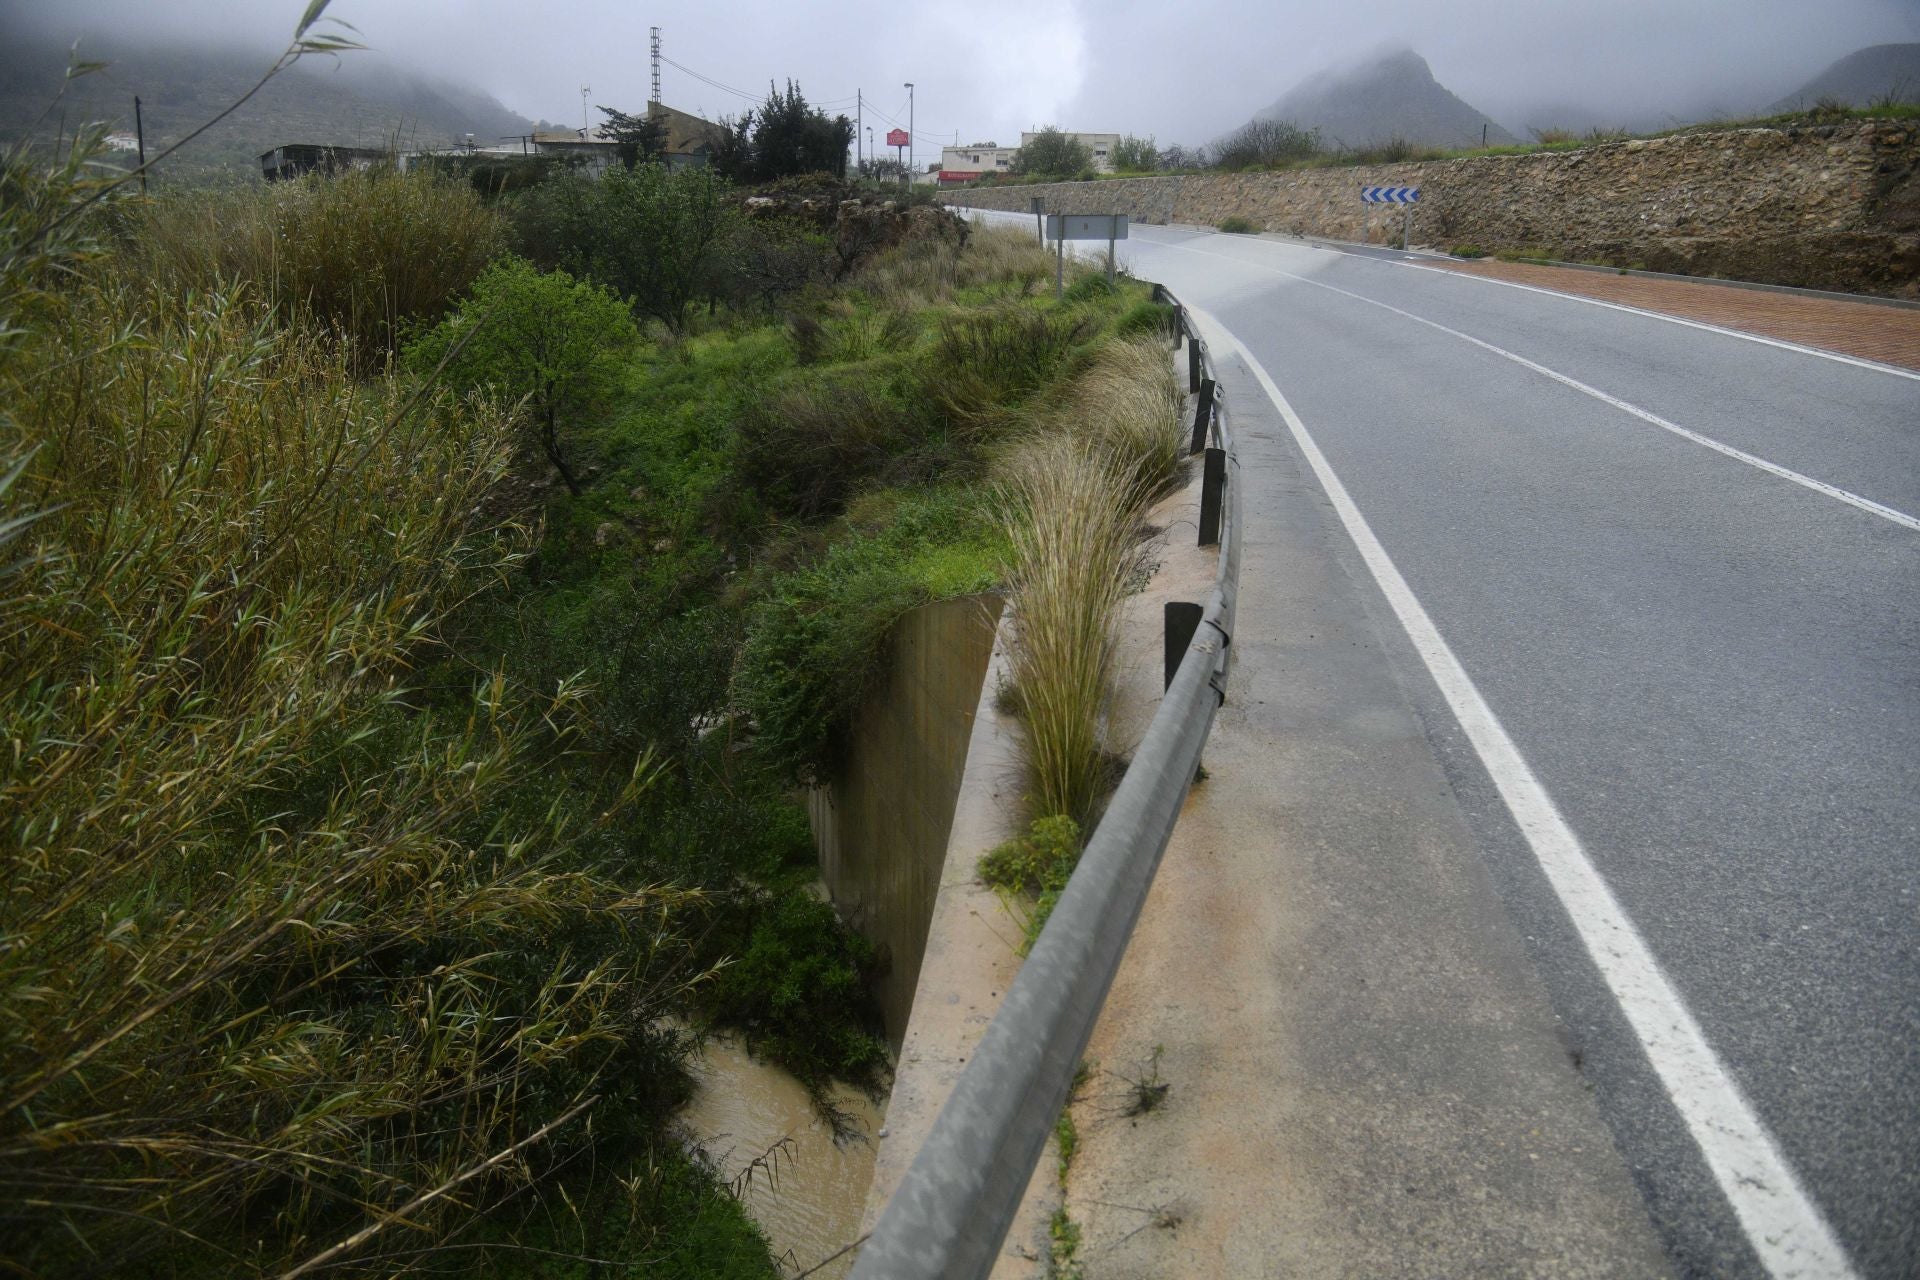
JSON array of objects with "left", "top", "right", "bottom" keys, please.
[
  {"left": 1360, "top": 185, "right": 1420, "bottom": 248},
  {"left": 887, "top": 127, "right": 910, "bottom": 187},
  {"left": 1044, "top": 214, "right": 1129, "bottom": 298},
  {"left": 1031, "top": 196, "right": 1045, "bottom": 245}
]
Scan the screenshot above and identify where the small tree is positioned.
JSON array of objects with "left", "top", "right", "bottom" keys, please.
[
  {"left": 712, "top": 83, "right": 855, "bottom": 183},
  {"left": 597, "top": 104, "right": 667, "bottom": 168},
  {"left": 1011, "top": 126, "right": 1092, "bottom": 178},
  {"left": 1108, "top": 134, "right": 1158, "bottom": 172},
  {"left": 549, "top": 162, "right": 736, "bottom": 333},
  {"left": 405, "top": 257, "right": 635, "bottom": 495}
]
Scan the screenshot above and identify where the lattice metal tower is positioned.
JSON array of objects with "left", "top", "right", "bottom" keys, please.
[{"left": 650, "top": 28, "right": 662, "bottom": 106}]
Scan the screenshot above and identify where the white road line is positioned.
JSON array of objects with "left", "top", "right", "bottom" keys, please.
[
  {"left": 1398, "top": 261, "right": 1920, "bottom": 384},
  {"left": 1149, "top": 238, "right": 1920, "bottom": 534},
  {"left": 1194, "top": 307, "right": 1859, "bottom": 1280}
]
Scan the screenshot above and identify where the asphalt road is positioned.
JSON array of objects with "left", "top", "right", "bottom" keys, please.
[{"left": 978, "top": 214, "right": 1920, "bottom": 1278}]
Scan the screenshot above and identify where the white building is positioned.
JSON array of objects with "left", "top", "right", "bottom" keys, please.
[{"left": 935, "top": 142, "right": 1017, "bottom": 183}]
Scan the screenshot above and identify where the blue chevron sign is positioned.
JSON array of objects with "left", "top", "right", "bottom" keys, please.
[{"left": 1361, "top": 186, "right": 1421, "bottom": 204}]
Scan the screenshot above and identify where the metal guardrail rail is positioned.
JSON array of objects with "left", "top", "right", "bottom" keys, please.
[{"left": 850, "top": 284, "right": 1243, "bottom": 1279}]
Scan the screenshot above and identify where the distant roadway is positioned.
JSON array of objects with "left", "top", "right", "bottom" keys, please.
[{"left": 971, "top": 211, "right": 1919, "bottom": 1278}]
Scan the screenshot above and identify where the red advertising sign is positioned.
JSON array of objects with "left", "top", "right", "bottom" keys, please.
[{"left": 886, "top": 128, "right": 910, "bottom": 148}]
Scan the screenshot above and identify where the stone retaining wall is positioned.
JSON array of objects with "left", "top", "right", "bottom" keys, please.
[{"left": 944, "top": 121, "right": 1920, "bottom": 298}]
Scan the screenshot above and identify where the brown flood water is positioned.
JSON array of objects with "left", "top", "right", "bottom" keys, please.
[{"left": 681, "top": 1035, "right": 885, "bottom": 1278}]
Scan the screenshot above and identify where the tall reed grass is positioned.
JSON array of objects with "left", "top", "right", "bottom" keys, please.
[
  {"left": 126, "top": 165, "right": 505, "bottom": 368},
  {"left": 994, "top": 335, "right": 1187, "bottom": 821},
  {"left": 0, "top": 234, "right": 701, "bottom": 1274},
  {"left": 996, "top": 438, "right": 1146, "bottom": 820}
]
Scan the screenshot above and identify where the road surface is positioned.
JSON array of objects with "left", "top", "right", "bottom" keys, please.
[{"left": 975, "top": 213, "right": 1920, "bottom": 1278}]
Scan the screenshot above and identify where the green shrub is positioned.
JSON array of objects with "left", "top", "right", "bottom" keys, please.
[
  {"left": 405, "top": 256, "right": 637, "bottom": 494},
  {"left": 1011, "top": 126, "right": 1094, "bottom": 178},
  {"left": 932, "top": 303, "right": 1098, "bottom": 401},
  {"left": 1109, "top": 134, "right": 1159, "bottom": 172},
  {"left": 737, "top": 373, "right": 923, "bottom": 518},
  {"left": 697, "top": 889, "right": 888, "bottom": 1094},
  {"left": 1452, "top": 243, "right": 1488, "bottom": 259},
  {"left": 734, "top": 488, "right": 999, "bottom": 785},
  {"left": 1218, "top": 215, "right": 1261, "bottom": 234},
  {"left": 979, "top": 815, "right": 1083, "bottom": 949},
  {"left": 1117, "top": 298, "right": 1176, "bottom": 338}
]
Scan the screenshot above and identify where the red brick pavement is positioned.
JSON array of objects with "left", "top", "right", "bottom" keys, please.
[{"left": 1425, "top": 259, "right": 1920, "bottom": 373}]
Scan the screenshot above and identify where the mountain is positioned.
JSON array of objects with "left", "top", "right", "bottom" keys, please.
[
  {"left": 1767, "top": 43, "right": 1920, "bottom": 112},
  {"left": 1254, "top": 48, "right": 1517, "bottom": 151},
  {"left": 0, "top": 29, "right": 540, "bottom": 184}
]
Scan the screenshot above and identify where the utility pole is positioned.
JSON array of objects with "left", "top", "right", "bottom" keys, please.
[
  {"left": 856, "top": 89, "right": 862, "bottom": 177},
  {"left": 649, "top": 28, "right": 662, "bottom": 107},
  {"left": 133, "top": 95, "right": 147, "bottom": 195},
  {"left": 904, "top": 82, "right": 914, "bottom": 187}
]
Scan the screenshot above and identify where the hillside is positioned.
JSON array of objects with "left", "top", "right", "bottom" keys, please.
[
  {"left": 1254, "top": 47, "right": 1516, "bottom": 151},
  {"left": 0, "top": 30, "right": 541, "bottom": 184},
  {"left": 1768, "top": 43, "right": 1920, "bottom": 112}
]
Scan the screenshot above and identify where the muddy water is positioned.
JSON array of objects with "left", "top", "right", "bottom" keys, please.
[{"left": 682, "top": 1035, "right": 884, "bottom": 1278}]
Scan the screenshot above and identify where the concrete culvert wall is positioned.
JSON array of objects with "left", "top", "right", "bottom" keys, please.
[
  {"left": 942, "top": 121, "right": 1920, "bottom": 298},
  {"left": 808, "top": 593, "right": 1005, "bottom": 1045}
]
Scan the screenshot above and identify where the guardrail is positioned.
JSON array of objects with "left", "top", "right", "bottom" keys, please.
[{"left": 850, "top": 281, "right": 1243, "bottom": 1278}]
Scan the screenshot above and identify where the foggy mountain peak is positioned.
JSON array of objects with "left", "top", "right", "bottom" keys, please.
[
  {"left": 1767, "top": 43, "right": 1920, "bottom": 112},
  {"left": 1255, "top": 46, "right": 1518, "bottom": 150}
]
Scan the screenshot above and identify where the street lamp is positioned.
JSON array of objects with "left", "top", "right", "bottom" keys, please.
[{"left": 904, "top": 82, "right": 914, "bottom": 187}]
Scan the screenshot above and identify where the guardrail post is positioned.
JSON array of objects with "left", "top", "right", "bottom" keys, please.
[
  {"left": 1199, "top": 447, "right": 1226, "bottom": 546},
  {"left": 1187, "top": 336, "right": 1201, "bottom": 393},
  {"left": 1171, "top": 302, "right": 1185, "bottom": 348},
  {"left": 1164, "top": 602, "right": 1203, "bottom": 691},
  {"left": 1189, "top": 378, "right": 1215, "bottom": 455}
]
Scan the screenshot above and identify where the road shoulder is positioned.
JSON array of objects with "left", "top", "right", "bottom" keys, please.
[{"left": 1059, "top": 341, "right": 1672, "bottom": 1277}]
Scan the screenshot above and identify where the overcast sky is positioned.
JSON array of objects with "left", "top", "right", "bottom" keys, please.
[{"left": 9, "top": 0, "right": 1919, "bottom": 151}]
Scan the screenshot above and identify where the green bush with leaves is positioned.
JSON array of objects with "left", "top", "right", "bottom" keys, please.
[
  {"left": 979, "top": 815, "right": 1084, "bottom": 949},
  {"left": 538, "top": 162, "right": 737, "bottom": 333},
  {"left": 405, "top": 256, "right": 636, "bottom": 494},
  {"left": 698, "top": 890, "right": 888, "bottom": 1096},
  {"left": 734, "top": 488, "right": 1001, "bottom": 785},
  {"left": 1109, "top": 134, "right": 1159, "bottom": 172},
  {"left": 1012, "top": 126, "right": 1094, "bottom": 178}
]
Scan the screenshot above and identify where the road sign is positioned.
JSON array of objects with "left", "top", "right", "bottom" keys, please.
[
  {"left": 1044, "top": 215, "right": 1128, "bottom": 297},
  {"left": 886, "top": 128, "right": 910, "bottom": 148},
  {"left": 1361, "top": 186, "right": 1421, "bottom": 204},
  {"left": 1045, "top": 213, "right": 1129, "bottom": 240}
]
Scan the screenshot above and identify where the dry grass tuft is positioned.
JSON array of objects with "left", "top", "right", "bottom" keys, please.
[
  {"left": 856, "top": 223, "right": 1058, "bottom": 307},
  {"left": 995, "top": 436, "right": 1150, "bottom": 820}
]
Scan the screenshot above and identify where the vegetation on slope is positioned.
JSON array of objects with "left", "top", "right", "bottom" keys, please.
[{"left": 1, "top": 66, "right": 1172, "bottom": 1269}]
